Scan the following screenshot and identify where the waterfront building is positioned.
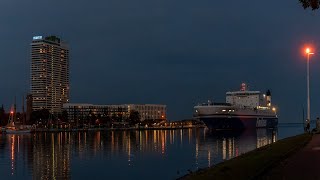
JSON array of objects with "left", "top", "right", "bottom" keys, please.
[
  {"left": 63, "top": 103, "right": 167, "bottom": 123},
  {"left": 63, "top": 104, "right": 129, "bottom": 124},
  {"left": 127, "top": 104, "right": 166, "bottom": 121},
  {"left": 31, "top": 36, "right": 70, "bottom": 113}
]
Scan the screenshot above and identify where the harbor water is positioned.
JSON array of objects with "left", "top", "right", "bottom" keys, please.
[{"left": 0, "top": 124, "right": 304, "bottom": 180}]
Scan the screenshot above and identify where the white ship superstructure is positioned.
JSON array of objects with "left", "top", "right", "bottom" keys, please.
[{"left": 194, "top": 83, "right": 278, "bottom": 129}]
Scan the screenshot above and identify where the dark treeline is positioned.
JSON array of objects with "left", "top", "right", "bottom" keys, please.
[
  {"left": 28, "top": 109, "right": 142, "bottom": 128},
  {"left": 0, "top": 105, "right": 167, "bottom": 128},
  {"left": 0, "top": 106, "right": 8, "bottom": 126}
]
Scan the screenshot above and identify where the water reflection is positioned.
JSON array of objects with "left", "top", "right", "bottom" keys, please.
[
  {"left": 0, "top": 128, "right": 278, "bottom": 180},
  {"left": 32, "top": 133, "right": 71, "bottom": 180},
  {"left": 196, "top": 128, "right": 277, "bottom": 168}
]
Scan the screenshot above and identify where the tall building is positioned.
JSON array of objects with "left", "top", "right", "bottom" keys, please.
[{"left": 31, "top": 36, "right": 70, "bottom": 113}]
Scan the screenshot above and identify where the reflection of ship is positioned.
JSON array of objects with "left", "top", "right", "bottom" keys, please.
[
  {"left": 194, "top": 83, "right": 278, "bottom": 130},
  {"left": 197, "top": 128, "right": 277, "bottom": 165}
]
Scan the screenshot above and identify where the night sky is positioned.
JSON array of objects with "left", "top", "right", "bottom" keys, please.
[{"left": 1, "top": 0, "right": 320, "bottom": 122}]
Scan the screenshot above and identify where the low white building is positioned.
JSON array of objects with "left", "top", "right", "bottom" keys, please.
[
  {"left": 127, "top": 104, "right": 166, "bottom": 121},
  {"left": 63, "top": 103, "right": 167, "bottom": 122}
]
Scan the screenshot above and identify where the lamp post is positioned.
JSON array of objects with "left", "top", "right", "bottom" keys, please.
[{"left": 306, "top": 48, "right": 314, "bottom": 125}]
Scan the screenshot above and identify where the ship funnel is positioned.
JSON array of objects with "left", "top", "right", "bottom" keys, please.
[
  {"left": 266, "top": 89, "right": 271, "bottom": 106},
  {"left": 240, "top": 83, "right": 248, "bottom": 91}
]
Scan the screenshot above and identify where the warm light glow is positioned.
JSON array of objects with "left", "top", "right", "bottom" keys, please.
[
  {"left": 301, "top": 45, "right": 315, "bottom": 56},
  {"left": 305, "top": 47, "right": 314, "bottom": 55},
  {"left": 306, "top": 48, "right": 310, "bottom": 54},
  {"left": 272, "top": 107, "right": 276, "bottom": 112},
  {"left": 10, "top": 111, "right": 13, "bottom": 114}
]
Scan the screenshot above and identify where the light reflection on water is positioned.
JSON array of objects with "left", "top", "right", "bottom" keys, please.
[{"left": 0, "top": 126, "right": 302, "bottom": 180}]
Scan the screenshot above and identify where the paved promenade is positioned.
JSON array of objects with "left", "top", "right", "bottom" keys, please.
[{"left": 263, "top": 134, "right": 320, "bottom": 179}]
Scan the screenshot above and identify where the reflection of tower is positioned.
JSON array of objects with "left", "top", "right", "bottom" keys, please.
[{"left": 32, "top": 133, "right": 71, "bottom": 179}]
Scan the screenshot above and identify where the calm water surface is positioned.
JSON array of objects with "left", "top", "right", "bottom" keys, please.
[{"left": 0, "top": 124, "right": 304, "bottom": 180}]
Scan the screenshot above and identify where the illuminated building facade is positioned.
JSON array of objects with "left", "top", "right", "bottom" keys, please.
[
  {"left": 63, "top": 104, "right": 129, "bottom": 123},
  {"left": 127, "top": 104, "right": 166, "bottom": 121},
  {"left": 63, "top": 103, "right": 167, "bottom": 122},
  {"left": 31, "top": 35, "right": 70, "bottom": 113}
]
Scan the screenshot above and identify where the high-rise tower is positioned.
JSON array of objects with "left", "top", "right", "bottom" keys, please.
[{"left": 31, "top": 35, "right": 69, "bottom": 113}]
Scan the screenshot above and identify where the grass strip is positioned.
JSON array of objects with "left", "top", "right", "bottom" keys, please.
[{"left": 180, "top": 133, "right": 312, "bottom": 180}]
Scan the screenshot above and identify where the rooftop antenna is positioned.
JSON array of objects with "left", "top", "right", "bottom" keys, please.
[
  {"left": 14, "top": 96, "right": 17, "bottom": 122},
  {"left": 22, "top": 95, "right": 25, "bottom": 125}
]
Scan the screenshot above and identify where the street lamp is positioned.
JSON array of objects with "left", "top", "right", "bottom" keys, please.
[{"left": 306, "top": 48, "right": 314, "bottom": 124}]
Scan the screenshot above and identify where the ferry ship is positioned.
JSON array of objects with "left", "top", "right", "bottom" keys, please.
[{"left": 194, "top": 83, "right": 278, "bottom": 130}]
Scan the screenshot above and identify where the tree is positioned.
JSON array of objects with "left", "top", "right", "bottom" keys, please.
[
  {"left": 0, "top": 105, "right": 7, "bottom": 126},
  {"left": 129, "top": 111, "right": 140, "bottom": 125},
  {"left": 300, "top": 0, "right": 320, "bottom": 10},
  {"left": 89, "top": 111, "right": 96, "bottom": 125},
  {"left": 100, "top": 109, "right": 112, "bottom": 126},
  {"left": 30, "top": 109, "right": 50, "bottom": 125},
  {"left": 111, "top": 113, "right": 117, "bottom": 122},
  {"left": 101, "top": 115, "right": 112, "bottom": 127},
  {"left": 61, "top": 110, "right": 69, "bottom": 122}
]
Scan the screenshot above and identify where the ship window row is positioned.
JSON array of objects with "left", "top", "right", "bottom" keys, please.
[{"left": 235, "top": 96, "right": 258, "bottom": 99}]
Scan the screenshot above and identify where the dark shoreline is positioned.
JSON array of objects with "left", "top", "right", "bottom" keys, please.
[{"left": 178, "top": 133, "right": 312, "bottom": 180}]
